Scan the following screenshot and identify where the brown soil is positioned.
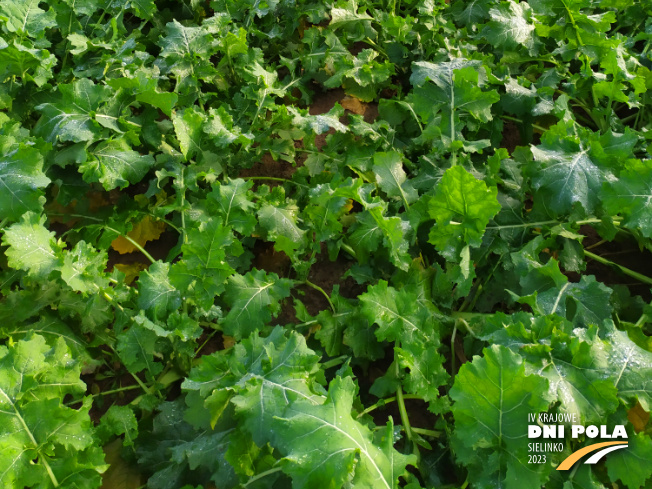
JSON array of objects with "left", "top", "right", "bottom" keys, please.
[
  {"left": 238, "top": 152, "right": 297, "bottom": 182},
  {"left": 501, "top": 120, "right": 521, "bottom": 154}
]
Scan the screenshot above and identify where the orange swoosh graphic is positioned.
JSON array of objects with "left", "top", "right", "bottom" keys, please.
[{"left": 557, "top": 441, "right": 628, "bottom": 470}]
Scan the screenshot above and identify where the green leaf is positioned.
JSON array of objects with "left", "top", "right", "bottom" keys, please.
[
  {"left": 360, "top": 280, "right": 447, "bottom": 409},
  {"left": 135, "top": 400, "right": 238, "bottom": 489},
  {"left": 204, "top": 106, "right": 253, "bottom": 148},
  {"left": 288, "top": 105, "right": 348, "bottom": 135},
  {"left": 183, "top": 328, "right": 323, "bottom": 441},
  {"left": 428, "top": 166, "right": 501, "bottom": 258},
  {"left": 410, "top": 58, "right": 483, "bottom": 89},
  {"left": 258, "top": 202, "right": 306, "bottom": 253},
  {"left": 0, "top": 142, "right": 50, "bottom": 220},
  {"left": 34, "top": 79, "right": 111, "bottom": 143},
  {"left": 451, "top": 345, "right": 551, "bottom": 489},
  {"left": 539, "top": 326, "right": 619, "bottom": 425},
  {"left": 349, "top": 206, "right": 411, "bottom": 271},
  {"left": 172, "top": 107, "right": 205, "bottom": 161},
  {"left": 360, "top": 280, "right": 429, "bottom": 343},
  {"left": 97, "top": 405, "right": 139, "bottom": 447},
  {"left": 605, "top": 431, "right": 652, "bottom": 489},
  {"left": 373, "top": 151, "right": 418, "bottom": 207},
  {"left": 229, "top": 328, "right": 324, "bottom": 445},
  {"left": 60, "top": 241, "right": 108, "bottom": 294},
  {"left": 0, "top": 335, "right": 106, "bottom": 489},
  {"left": 517, "top": 272, "right": 613, "bottom": 327},
  {"left": 170, "top": 218, "right": 238, "bottom": 309},
  {"left": 222, "top": 269, "right": 292, "bottom": 339},
  {"left": 207, "top": 178, "right": 257, "bottom": 235},
  {"left": 1, "top": 314, "right": 96, "bottom": 370},
  {"left": 530, "top": 135, "right": 611, "bottom": 216},
  {"left": 116, "top": 317, "right": 164, "bottom": 376},
  {"left": 81, "top": 138, "right": 156, "bottom": 190},
  {"left": 562, "top": 464, "right": 607, "bottom": 489},
  {"left": 0, "top": 40, "right": 58, "bottom": 86},
  {"left": 128, "top": 0, "right": 156, "bottom": 19},
  {"left": 137, "top": 262, "right": 181, "bottom": 321},
  {"left": 328, "top": 0, "right": 375, "bottom": 42},
  {"left": 602, "top": 164, "right": 652, "bottom": 237},
  {"left": 0, "top": 0, "right": 56, "bottom": 37},
  {"left": 481, "top": 1, "right": 537, "bottom": 54},
  {"left": 159, "top": 20, "right": 213, "bottom": 75},
  {"left": 2, "top": 212, "right": 62, "bottom": 279},
  {"left": 273, "top": 376, "right": 416, "bottom": 489},
  {"left": 451, "top": 0, "right": 493, "bottom": 25},
  {"left": 480, "top": 316, "right": 620, "bottom": 424},
  {"left": 604, "top": 326, "right": 652, "bottom": 411},
  {"left": 304, "top": 184, "right": 350, "bottom": 242}
]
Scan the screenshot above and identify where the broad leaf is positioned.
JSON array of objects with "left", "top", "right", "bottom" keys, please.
[
  {"left": 0, "top": 0, "right": 56, "bottom": 37},
  {"left": 35, "top": 79, "right": 111, "bottom": 143},
  {"left": 137, "top": 262, "right": 181, "bottom": 321},
  {"left": 82, "top": 138, "right": 156, "bottom": 190},
  {"left": 428, "top": 166, "right": 501, "bottom": 258},
  {"left": 0, "top": 143, "right": 50, "bottom": 220},
  {"left": 373, "top": 151, "right": 418, "bottom": 206},
  {"left": 172, "top": 107, "right": 204, "bottom": 161},
  {"left": 605, "top": 431, "right": 652, "bottom": 489},
  {"left": 0, "top": 335, "right": 106, "bottom": 489},
  {"left": 170, "top": 218, "right": 238, "bottom": 309},
  {"left": 2, "top": 212, "right": 62, "bottom": 279},
  {"left": 605, "top": 326, "right": 652, "bottom": 411},
  {"left": 207, "top": 179, "right": 257, "bottom": 235},
  {"left": 222, "top": 269, "right": 292, "bottom": 338},
  {"left": 273, "top": 376, "right": 416, "bottom": 489},
  {"left": 530, "top": 133, "right": 613, "bottom": 216},
  {"left": 183, "top": 328, "right": 323, "bottom": 442},
  {"left": 60, "top": 240, "right": 109, "bottom": 294},
  {"left": 481, "top": 1, "right": 537, "bottom": 54},
  {"left": 602, "top": 164, "right": 652, "bottom": 237},
  {"left": 451, "top": 345, "right": 551, "bottom": 489}
]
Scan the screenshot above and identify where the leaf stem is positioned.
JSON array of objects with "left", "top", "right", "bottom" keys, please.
[
  {"left": 340, "top": 242, "right": 358, "bottom": 259},
  {"left": 242, "top": 176, "right": 309, "bottom": 189},
  {"left": 500, "top": 115, "right": 548, "bottom": 133},
  {"left": 356, "top": 394, "right": 422, "bottom": 418},
  {"left": 395, "top": 361, "right": 414, "bottom": 445},
  {"left": 179, "top": 166, "right": 188, "bottom": 245},
  {"left": 410, "top": 427, "right": 441, "bottom": 438},
  {"left": 65, "top": 384, "right": 142, "bottom": 406},
  {"left": 104, "top": 226, "right": 156, "bottom": 264},
  {"left": 450, "top": 322, "right": 457, "bottom": 377},
  {"left": 485, "top": 217, "right": 622, "bottom": 230},
  {"left": 321, "top": 355, "right": 349, "bottom": 369},
  {"left": 194, "top": 329, "right": 217, "bottom": 359},
  {"left": 41, "top": 456, "right": 60, "bottom": 487},
  {"left": 303, "top": 280, "right": 335, "bottom": 312},
  {"left": 242, "top": 467, "right": 283, "bottom": 487},
  {"left": 584, "top": 250, "right": 652, "bottom": 286}
]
